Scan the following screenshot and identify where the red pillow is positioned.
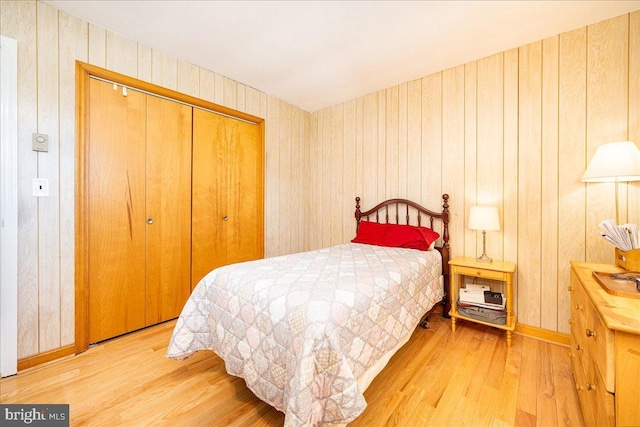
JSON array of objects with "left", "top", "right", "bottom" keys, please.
[{"left": 351, "top": 221, "right": 440, "bottom": 251}]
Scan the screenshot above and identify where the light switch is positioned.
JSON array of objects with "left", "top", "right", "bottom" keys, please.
[{"left": 32, "top": 178, "right": 49, "bottom": 197}]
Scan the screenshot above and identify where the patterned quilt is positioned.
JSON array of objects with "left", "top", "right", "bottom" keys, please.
[{"left": 166, "top": 243, "right": 443, "bottom": 426}]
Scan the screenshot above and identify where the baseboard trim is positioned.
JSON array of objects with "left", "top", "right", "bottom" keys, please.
[
  {"left": 514, "top": 323, "right": 570, "bottom": 346},
  {"left": 17, "top": 344, "right": 75, "bottom": 371}
]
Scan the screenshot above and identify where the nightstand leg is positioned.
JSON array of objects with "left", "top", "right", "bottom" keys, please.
[
  {"left": 451, "top": 317, "right": 456, "bottom": 332},
  {"left": 506, "top": 330, "right": 512, "bottom": 347}
]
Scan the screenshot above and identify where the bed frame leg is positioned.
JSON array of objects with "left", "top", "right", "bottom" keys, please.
[{"left": 419, "top": 316, "right": 430, "bottom": 329}]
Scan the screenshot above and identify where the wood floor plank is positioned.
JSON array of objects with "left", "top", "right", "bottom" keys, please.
[
  {"left": 0, "top": 313, "right": 583, "bottom": 426},
  {"left": 516, "top": 331, "right": 538, "bottom": 419},
  {"left": 551, "top": 343, "right": 585, "bottom": 427},
  {"left": 536, "top": 341, "right": 559, "bottom": 427}
]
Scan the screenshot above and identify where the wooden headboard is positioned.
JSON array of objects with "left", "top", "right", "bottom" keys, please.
[{"left": 354, "top": 194, "right": 451, "bottom": 318}]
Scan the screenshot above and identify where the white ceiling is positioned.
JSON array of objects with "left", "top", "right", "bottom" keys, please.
[{"left": 45, "top": 0, "right": 640, "bottom": 112}]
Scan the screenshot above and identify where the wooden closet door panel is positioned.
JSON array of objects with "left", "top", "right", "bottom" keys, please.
[
  {"left": 227, "top": 120, "right": 263, "bottom": 264},
  {"left": 192, "top": 108, "right": 228, "bottom": 287},
  {"left": 145, "top": 95, "right": 192, "bottom": 325},
  {"left": 88, "top": 79, "right": 146, "bottom": 343}
]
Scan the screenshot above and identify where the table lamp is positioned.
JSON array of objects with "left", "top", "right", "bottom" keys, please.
[
  {"left": 468, "top": 205, "right": 500, "bottom": 263},
  {"left": 582, "top": 141, "right": 640, "bottom": 224}
]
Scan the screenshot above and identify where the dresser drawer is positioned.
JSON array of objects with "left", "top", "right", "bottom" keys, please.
[
  {"left": 571, "top": 332, "right": 615, "bottom": 427},
  {"left": 454, "top": 265, "right": 506, "bottom": 281},
  {"left": 569, "top": 279, "right": 587, "bottom": 335},
  {"left": 570, "top": 346, "right": 595, "bottom": 427},
  {"left": 583, "top": 292, "right": 615, "bottom": 393},
  {"left": 571, "top": 324, "right": 588, "bottom": 378},
  {"left": 587, "top": 357, "right": 615, "bottom": 427}
]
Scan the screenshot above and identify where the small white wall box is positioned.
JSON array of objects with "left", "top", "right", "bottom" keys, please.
[
  {"left": 32, "top": 178, "right": 49, "bottom": 197},
  {"left": 32, "top": 133, "right": 49, "bottom": 152}
]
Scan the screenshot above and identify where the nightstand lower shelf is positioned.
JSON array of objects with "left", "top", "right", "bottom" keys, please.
[{"left": 449, "top": 311, "right": 516, "bottom": 335}]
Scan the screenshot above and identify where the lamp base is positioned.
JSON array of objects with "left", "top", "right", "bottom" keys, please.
[{"left": 477, "top": 253, "right": 492, "bottom": 263}]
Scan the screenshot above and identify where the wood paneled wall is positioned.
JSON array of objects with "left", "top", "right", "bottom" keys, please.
[
  {"left": 305, "top": 11, "right": 640, "bottom": 333},
  {"left": 2, "top": 0, "right": 639, "bottom": 360},
  {"left": 0, "top": 0, "right": 308, "bottom": 359}
]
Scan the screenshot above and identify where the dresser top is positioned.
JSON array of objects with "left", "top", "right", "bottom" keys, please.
[{"left": 571, "top": 261, "right": 640, "bottom": 335}]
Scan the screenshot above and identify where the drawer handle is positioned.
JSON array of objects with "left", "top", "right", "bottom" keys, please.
[
  {"left": 575, "top": 384, "right": 584, "bottom": 391},
  {"left": 567, "top": 285, "right": 573, "bottom": 291},
  {"left": 568, "top": 318, "right": 574, "bottom": 325},
  {"left": 575, "top": 344, "right": 582, "bottom": 351},
  {"left": 586, "top": 383, "right": 596, "bottom": 391},
  {"left": 567, "top": 351, "right": 573, "bottom": 359},
  {"left": 574, "top": 304, "right": 582, "bottom": 311},
  {"left": 585, "top": 329, "right": 596, "bottom": 338}
]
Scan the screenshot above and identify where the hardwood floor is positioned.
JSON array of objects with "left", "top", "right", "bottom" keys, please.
[{"left": 0, "top": 312, "right": 584, "bottom": 426}]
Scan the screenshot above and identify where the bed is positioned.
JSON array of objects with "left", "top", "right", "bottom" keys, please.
[{"left": 166, "top": 195, "right": 450, "bottom": 426}]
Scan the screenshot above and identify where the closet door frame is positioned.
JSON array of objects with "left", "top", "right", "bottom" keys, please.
[{"left": 75, "top": 62, "right": 264, "bottom": 353}]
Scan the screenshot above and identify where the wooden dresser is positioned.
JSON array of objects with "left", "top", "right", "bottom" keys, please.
[{"left": 569, "top": 262, "right": 640, "bottom": 427}]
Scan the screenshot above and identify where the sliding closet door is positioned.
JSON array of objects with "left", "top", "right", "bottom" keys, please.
[
  {"left": 88, "top": 79, "right": 146, "bottom": 343},
  {"left": 191, "top": 108, "right": 264, "bottom": 287},
  {"left": 145, "top": 96, "right": 192, "bottom": 324},
  {"left": 226, "top": 119, "right": 262, "bottom": 264},
  {"left": 192, "top": 109, "right": 228, "bottom": 286}
]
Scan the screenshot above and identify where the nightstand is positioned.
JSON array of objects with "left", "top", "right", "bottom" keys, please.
[{"left": 448, "top": 256, "right": 516, "bottom": 346}]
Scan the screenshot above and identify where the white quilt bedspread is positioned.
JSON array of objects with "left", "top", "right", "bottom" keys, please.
[{"left": 166, "top": 243, "right": 443, "bottom": 426}]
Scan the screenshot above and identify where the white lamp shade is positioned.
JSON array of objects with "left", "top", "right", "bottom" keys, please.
[
  {"left": 468, "top": 206, "right": 500, "bottom": 231},
  {"left": 582, "top": 141, "right": 640, "bottom": 182}
]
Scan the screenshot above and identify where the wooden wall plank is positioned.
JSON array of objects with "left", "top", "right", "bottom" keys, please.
[
  {"left": 106, "top": 30, "right": 136, "bottom": 77},
  {"left": 442, "top": 66, "right": 465, "bottom": 258},
  {"left": 406, "top": 80, "right": 422, "bottom": 209},
  {"left": 330, "top": 104, "right": 344, "bottom": 245},
  {"left": 464, "top": 63, "right": 477, "bottom": 258},
  {"left": 518, "top": 41, "right": 543, "bottom": 327},
  {"left": 4, "top": 0, "right": 39, "bottom": 359},
  {"left": 237, "top": 83, "right": 246, "bottom": 113},
  {"left": 355, "top": 97, "right": 364, "bottom": 214},
  {"left": 320, "top": 107, "right": 331, "bottom": 248},
  {"left": 244, "top": 86, "right": 262, "bottom": 118},
  {"left": 386, "top": 86, "right": 399, "bottom": 198},
  {"left": 177, "top": 59, "right": 199, "bottom": 98},
  {"left": 88, "top": 23, "right": 105, "bottom": 67},
  {"left": 264, "top": 96, "right": 279, "bottom": 257},
  {"left": 137, "top": 44, "right": 151, "bottom": 82},
  {"left": 586, "top": 15, "right": 629, "bottom": 263},
  {"left": 58, "top": 10, "right": 87, "bottom": 347},
  {"left": 278, "top": 100, "right": 291, "bottom": 254},
  {"left": 37, "top": 0, "right": 61, "bottom": 353},
  {"left": 214, "top": 73, "right": 224, "bottom": 105},
  {"left": 541, "top": 36, "right": 559, "bottom": 331},
  {"left": 151, "top": 49, "right": 177, "bottom": 90},
  {"left": 377, "top": 91, "right": 386, "bottom": 203},
  {"left": 503, "top": 48, "right": 519, "bottom": 311},
  {"left": 421, "top": 74, "right": 442, "bottom": 213},
  {"left": 198, "top": 68, "right": 216, "bottom": 104},
  {"left": 289, "top": 108, "right": 300, "bottom": 252},
  {"left": 630, "top": 11, "right": 640, "bottom": 226},
  {"left": 301, "top": 112, "right": 311, "bottom": 250},
  {"left": 398, "top": 82, "right": 408, "bottom": 198},
  {"left": 362, "top": 93, "right": 378, "bottom": 218},
  {"left": 309, "top": 112, "right": 320, "bottom": 250},
  {"left": 558, "top": 27, "right": 587, "bottom": 335},
  {"left": 477, "top": 53, "right": 504, "bottom": 261},
  {"left": 223, "top": 77, "right": 237, "bottom": 109},
  {"left": 343, "top": 99, "right": 357, "bottom": 241}
]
